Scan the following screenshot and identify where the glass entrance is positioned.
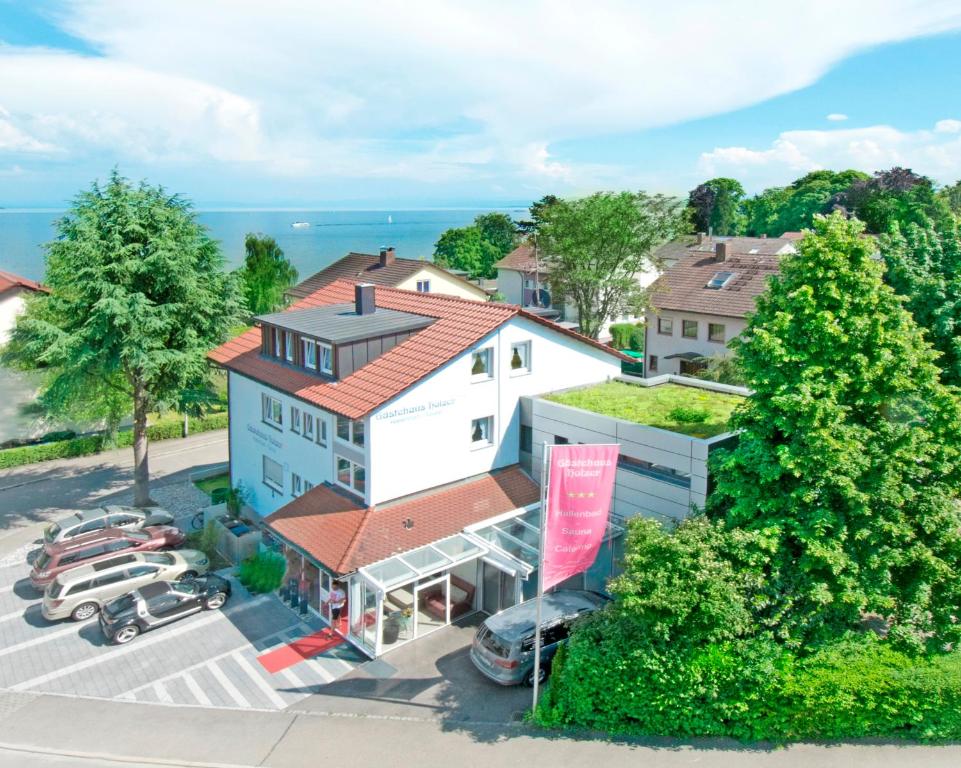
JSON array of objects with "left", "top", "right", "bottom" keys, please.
[
  {"left": 414, "top": 574, "right": 448, "bottom": 638},
  {"left": 482, "top": 561, "right": 516, "bottom": 615}
]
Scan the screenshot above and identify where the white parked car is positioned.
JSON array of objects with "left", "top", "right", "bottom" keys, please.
[
  {"left": 41, "top": 549, "right": 210, "bottom": 621},
  {"left": 43, "top": 506, "right": 175, "bottom": 546}
]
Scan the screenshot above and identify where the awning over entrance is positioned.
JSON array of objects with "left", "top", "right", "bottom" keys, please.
[
  {"left": 664, "top": 351, "right": 705, "bottom": 361},
  {"left": 359, "top": 534, "right": 489, "bottom": 592}
]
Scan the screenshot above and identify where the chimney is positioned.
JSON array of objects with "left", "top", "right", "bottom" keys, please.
[
  {"left": 379, "top": 246, "right": 396, "bottom": 267},
  {"left": 715, "top": 242, "right": 728, "bottom": 263},
  {"left": 696, "top": 232, "right": 705, "bottom": 245},
  {"left": 355, "top": 283, "right": 375, "bottom": 315}
]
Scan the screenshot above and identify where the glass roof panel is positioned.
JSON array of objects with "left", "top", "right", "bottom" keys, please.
[
  {"left": 494, "top": 519, "right": 540, "bottom": 549},
  {"left": 433, "top": 535, "right": 484, "bottom": 561},
  {"left": 364, "top": 558, "right": 417, "bottom": 589},
  {"left": 398, "top": 544, "right": 452, "bottom": 573}
]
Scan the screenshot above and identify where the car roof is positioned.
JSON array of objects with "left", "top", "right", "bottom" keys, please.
[
  {"left": 139, "top": 581, "right": 172, "bottom": 599},
  {"left": 44, "top": 526, "right": 140, "bottom": 553},
  {"left": 482, "top": 590, "right": 608, "bottom": 641},
  {"left": 51, "top": 553, "right": 143, "bottom": 584}
]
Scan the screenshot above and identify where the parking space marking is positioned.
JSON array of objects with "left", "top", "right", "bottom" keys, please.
[
  {"left": 232, "top": 652, "right": 288, "bottom": 709},
  {"left": 0, "top": 585, "right": 15, "bottom": 595},
  {"left": 0, "top": 621, "right": 88, "bottom": 660},
  {"left": 182, "top": 672, "right": 212, "bottom": 707},
  {"left": 0, "top": 605, "right": 37, "bottom": 625},
  {"left": 152, "top": 681, "right": 173, "bottom": 704},
  {"left": 207, "top": 658, "right": 250, "bottom": 708},
  {"left": 9, "top": 594, "right": 272, "bottom": 692}
]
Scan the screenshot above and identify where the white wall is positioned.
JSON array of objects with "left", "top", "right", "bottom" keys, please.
[
  {"left": 395, "top": 267, "right": 487, "bottom": 301},
  {"left": 366, "top": 315, "right": 621, "bottom": 505},
  {"left": 645, "top": 310, "right": 746, "bottom": 375},
  {"left": 495, "top": 268, "right": 525, "bottom": 305},
  {"left": 228, "top": 371, "right": 348, "bottom": 518},
  {"left": 0, "top": 290, "right": 26, "bottom": 345}
]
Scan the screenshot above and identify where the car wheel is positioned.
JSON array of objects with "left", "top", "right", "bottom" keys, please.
[
  {"left": 113, "top": 625, "right": 140, "bottom": 645},
  {"left": 524, "top": 664, "right": 550, "bottom": 688},
  {"left": 204, "top": 592, "right": 227, "bottom": 610},
  {"left": 177, "top": 570, "right": 198, "bottom": 581},
  {"left": 71, "top": 602, "right": 99, "bottom": 622}
]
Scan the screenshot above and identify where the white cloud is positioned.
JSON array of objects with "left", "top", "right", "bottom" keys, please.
[
  {"left": 699, "top": 120, "right": 961, "bottom": 188},
  {"left": 1, "top": 1, "right": 961, "bottom": 198},
  {"left": 827, "top": 113, "right": 849, "bottom": 121}
]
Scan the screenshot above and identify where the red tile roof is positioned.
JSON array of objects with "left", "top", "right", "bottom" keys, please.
[
  {"left": 265, "top": 466, "right": 539, "bottom": 574},
  {"left": 494, "top": 243, "right": 548, "bottom": 273},
  {"left": 0, "top": 270, "right": 48, "bottom": 296},
  {"left": 287, "top": 252, "right": 486, "bottom": 300},
  {"left": 209, "top": 280, "right": 626, "bottom": 419}
]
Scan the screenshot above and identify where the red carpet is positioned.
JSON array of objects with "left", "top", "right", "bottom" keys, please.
[{"left": 258, "top": 625, "right": 345, "bottom": 674}]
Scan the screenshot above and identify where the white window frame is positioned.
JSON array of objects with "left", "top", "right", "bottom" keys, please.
[
  {"left": 291, "top": 406, "right": 301, "bottom": 434},
  {"left": 336, "top": 416, "right": 365, "bottom": 447},
  {"left": 302, "top": 338, "right": 318, "bottom": 370},
  {"left": 471, "top": 347, "right": 494, "bottom": 381},
  {"left": 263, "top": 455, "right": 284, "bottom": 492},
  {"left": 509, "top": 340, "right": 531, "bottom": 375},
  {"left": 470, "top": 416, "right": 494, "bottom": 449},
  {"left": 273, "top": 327, "right": 282, "bottom": 358},
  {"left": 284, "top": 332, "right": 295, "bottom": 362},
  {"left": 291, "top": 472, "right": 302, "bottom": 498},
  {"left": 262, "top": 393, "right": 283, "bottom": 428},
  {"left": 335, "top": 454, "right": 366, "bottom": 496},
  {"left": 657, "top": 317, "right": 673, "bottom": 336},
  {"left": 316, "top": 417, "right": 328, "bottom": 447},
  {"left": 319, "top": 342, "right": 333, "bottom": 375},
  {"left": 304, "top": 480, "right": 315, "bottom": 493},
  {"left": 303, "top": 412, "right": 315, "bottom": 440},
  {"left": 416, "top": 279, "right": 430, "bottom": 293}
]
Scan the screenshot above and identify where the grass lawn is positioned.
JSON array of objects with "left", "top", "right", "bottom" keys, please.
[
  {"left": 545, "top": 381, "right": 743, "bottom": 439},
  {"left": 194, "top": 472, "right": 230, "bottom": 497}
]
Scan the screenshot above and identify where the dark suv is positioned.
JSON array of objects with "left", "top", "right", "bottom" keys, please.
[{"left": 99, "top": 575, "right": 231, "bottom": 645}]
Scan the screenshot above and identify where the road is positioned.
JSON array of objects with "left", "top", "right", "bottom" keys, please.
[{"left": 0, "top": 431, "right": 228, "bottom": 551}]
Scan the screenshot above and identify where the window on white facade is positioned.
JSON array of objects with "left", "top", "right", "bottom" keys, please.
[
  {"left": 682, "top": 320, "right": 698, "bottom": 339},
  {"left": 291, "top": 472, "right": 302, "bottom": 497},
  {"left": 319, "top": 343, "right": 333, "bottom": 375},
  {"left": 284, "top": 332, "right": 294, "bottom": 362},
  {"left": 709, "top": 323, "right": 726, "bottom": 343},
  {"left": 302, "top": 338, "right": 317, "bottom": 369},
  {"left": 471, "top": 416, "right": 494, "bottom": 448},
  {"left": 471, "top": 347, "right": 493, "bottom": 380},
  {"left": 291, "top": 406, "right": 301, "bottom": 433},
  {"left": 649, "top": 355, "right": 658, "bottom": 372},
  {"left": 272, "top": 328, "right": 282, "bottom": 358},
  {"left": 510, "top": 341, "right": 531, "bottom": 373},
  {"left": 657, "top": 317, "right": 673, "bottom": 335},
  {"left": 416, "top": 280, "right": 430, "bottom": 293},
  {"left": 262, "top": 394, "right": 283, "bottom": 428},
  {"left": 336, "top": 416, "right": 365, "bottom": 447},
  {"left": 304, "top": 480, "right": 314, "bottom": 493},
  {"left": 303, "top": 413, "right": 315, "bottom": 440},
  {"left": 336, "top": 455, "right": 366, "bottom": 495},
  {"left": 316, "top": 417, "right": 328, "bottom": 447},
  {"left": 263, "top": 456, "right": 283, "bottom": 492}
]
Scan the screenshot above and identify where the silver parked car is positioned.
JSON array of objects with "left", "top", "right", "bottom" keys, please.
[
  {"left": 41, "top": 549, "right": 210, "bottom": 621},
  {"left": 43, "top": 506, "right": 175, "bottom": 545},
  {"left": 470, "top": 590, "right": 610, "bottom": 686}
]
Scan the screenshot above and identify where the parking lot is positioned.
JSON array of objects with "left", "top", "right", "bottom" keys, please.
[{"left": 0, "top": 542, "right": 364, "bottom": 712}]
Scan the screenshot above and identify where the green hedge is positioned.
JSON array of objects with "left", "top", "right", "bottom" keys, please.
[
  {"left": 0, "top": 411, "right": 229, "bottom": 470},
  {"left": 609, "top": 322, "right": 644, "bottom": 352},
  {"left": 537, "top": 630, "right": 961, "bottom": 742},
  {"left": 237, "top": 551, "right": 286, "bottom": 594}
]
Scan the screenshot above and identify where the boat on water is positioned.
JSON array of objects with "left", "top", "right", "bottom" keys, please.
[
  {"left": 387, "top": 215, "right": 393, "bottom": 224},
  {"left": 291, "top": 221, "right": 310, "bottom": 229}
]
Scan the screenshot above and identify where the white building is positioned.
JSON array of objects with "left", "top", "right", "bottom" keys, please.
[
  {"left": 0, "top": 269, "right": 47, "bottom": 344},
  {"left": 210, "top": 279, "right": 624, "bottom": 657}
]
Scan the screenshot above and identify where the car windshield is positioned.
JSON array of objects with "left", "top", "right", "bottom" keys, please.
[
  {"left": 34, "top": 551, "right": 51, "bottom": 570},
  {"left": 44, "top": 523, "right": 61, "bottom": 542},
  {"left": 47, "top": 581, "right": 65, "bottom": 599},
  {"left": 142, "top": 553, "right": 175, "bottom": 566},
  {"left": 171, "top": 581, "right": 200, "bottom": 595},
  {"left": 478, "top": 627, "right": 512, "bottom": 658},
  {"left": 126, "top": 531, "right": 150, "bottom": 542},
  {"left": 104, "top": 594, "right": 136, "bottom": 617}
]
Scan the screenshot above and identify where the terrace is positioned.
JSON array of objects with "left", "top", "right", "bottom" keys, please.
[{"left": 543, "top": 380, "right": 743, "bottom": 439}]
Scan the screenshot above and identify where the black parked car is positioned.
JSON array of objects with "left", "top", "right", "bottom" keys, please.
[{"left": 99, "top": 574, "right": 231, "bottom": 645}]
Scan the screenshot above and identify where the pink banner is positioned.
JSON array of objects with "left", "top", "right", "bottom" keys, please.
[{"left": 542, "top": 444, "right": 619, "bottom": 591}]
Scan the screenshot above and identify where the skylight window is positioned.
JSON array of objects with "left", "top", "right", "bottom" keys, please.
[
  {"left": 748, "top": 248, "right": 759, "bottom": 254},
  {"left": 706, "top": 271, "right": 735, "bottom": 289}
]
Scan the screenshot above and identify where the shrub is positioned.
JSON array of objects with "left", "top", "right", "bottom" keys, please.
[
  {"left": 237, "top": 551, "right": 286, "bottom": 594},
  {"left": 609, "top": 322, "right": 645, "bottom": 352},
  {"left": 668, "top": 405, "right": 710, "bottom": 423}
]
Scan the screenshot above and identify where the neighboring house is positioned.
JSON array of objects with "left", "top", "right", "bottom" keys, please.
[
  {"left": 645, "top": 235, "right": 796, "bottom": 376},
  {"left": 0, "top": 269, "right": 48, "bottom": 344},
  {"left": 494, "top": 243, "right": 659, "bottom": 342},
  {"left": 287, "top": 247, "right": 488, "bottom": 303},
  {"left": 209, "top": 280, "right": 625, "bottom": 658}
]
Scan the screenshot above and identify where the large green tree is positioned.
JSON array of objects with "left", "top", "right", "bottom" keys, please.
[
  {"left": 239, "top": 233, "right": 297, "bottom": 316},
  {"left": 687, "top": 177, "right": 746, "bottom": 235},
  {"left": 538, "top": 191, "right": 681, "bottom": 339},
  {"left": 473, "top": 212, "right": 518, "bottom": 256},
  {"left": 744, "top": 170, "right": 869, "bottom": 236},
  {"left": 5, "top": 172, "right": 242, "bottom": 506},
  {"left": 938, "top": 179, "right": 961, "bottom": 216},
  {"left": 433, "top": 222, "right": 503, "bottom": 279},
  {"left": 881, "top": 217, "right": 961, "bottom": 387},
  {"left": 708, "top": 213, "right": 961, "bottom": 649},
  {"left": 836, "top": 167, "right": 953, "bottom": 234}
]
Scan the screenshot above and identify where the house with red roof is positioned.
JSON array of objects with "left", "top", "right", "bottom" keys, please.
[
  {"left": 209, "top": 280, "right": 625, "bottom": 657},
  {"left": 0, "top": 269, "right": 48, "bottom": 344}
]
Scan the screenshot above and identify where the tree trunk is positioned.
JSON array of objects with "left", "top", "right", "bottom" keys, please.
[{"left": 132, "top": 379, "right": 152, "bottom": 507}]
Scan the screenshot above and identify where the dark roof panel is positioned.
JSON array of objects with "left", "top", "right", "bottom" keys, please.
[{"left": 256, "top": 303, "right": 435, "bottom": 343}]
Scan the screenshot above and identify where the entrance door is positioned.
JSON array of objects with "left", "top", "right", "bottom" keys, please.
[
  {"left": 482, "top": 562, "right": 516, "bottom": 615},
  {"left": 680, "top": 358, "right": 707, "bottom": 376},
  {"left": 414, "top": 574, "right": 448, "bottom": 639}
]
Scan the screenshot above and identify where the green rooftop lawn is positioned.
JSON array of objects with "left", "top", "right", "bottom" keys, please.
[{"left": 545, "top": 381, "right": 742, "bottom": 439}]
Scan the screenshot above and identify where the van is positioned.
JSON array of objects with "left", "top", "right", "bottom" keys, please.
[
  {"left": 42, "top": 549, "right": 210, "bottom": 621},
  {"left": 469, "top": 590, "right": 609, "bottom": 686}
]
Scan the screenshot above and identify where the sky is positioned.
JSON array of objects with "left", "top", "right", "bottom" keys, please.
[{"left": 1, "top": 1, "right": 961, "bottom": 208}]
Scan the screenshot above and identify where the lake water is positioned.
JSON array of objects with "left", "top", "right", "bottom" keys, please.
[{"left": 0, "top": 208, "right": 523, "bottom": 282}]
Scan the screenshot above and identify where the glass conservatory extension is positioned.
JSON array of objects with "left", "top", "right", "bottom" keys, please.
[{"left": 344, "top": 504, "right": 624, "bottom": 658}]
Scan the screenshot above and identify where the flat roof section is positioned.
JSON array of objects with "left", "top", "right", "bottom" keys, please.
[
  {"left": 544, "top": 381, "right": 743, "bottom": 439},
  {"left": 255, "top": 303, "right": 435, "bottom": 344}
]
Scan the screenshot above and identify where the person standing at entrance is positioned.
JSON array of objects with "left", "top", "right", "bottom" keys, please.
[{"left": 328, "top": 582, "right": 346, "bottom": 632}]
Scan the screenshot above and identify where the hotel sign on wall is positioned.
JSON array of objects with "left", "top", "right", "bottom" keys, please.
[
  {"left": 375, "top": 398, "right": 456, "bottom": 425},
  {"left": 542, "top": 443, "right": 618, "bottom": 590}
]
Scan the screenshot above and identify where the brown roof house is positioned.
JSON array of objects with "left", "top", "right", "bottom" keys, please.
[
  {"left": 644, "top": 234, "right": 796, "bottom": 376},
  {"left": 288, "top": 247, "right": 489, "bottom": 303},
  {"left": 209, "top": 279, "right": 626, "bottom": 657},
  {"left": 0, "top": 269, "right": 48, "bottom": 344}
]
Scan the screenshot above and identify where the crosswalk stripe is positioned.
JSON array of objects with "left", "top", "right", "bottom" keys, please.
[
  {"left": 207, "top": 658, "right": 251, "bottom": 708},
  {"left": 278, "top": 665, "right": 310, "bottom": 689},
  {"left": 152, "top": 681, "right": 173, "bottom": 704},
  {"left": 232, "top": 652, "right": 288, "bottom": 710},
  {"left": 182, "top": 671, "right": 212, "bottom": 707}
]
